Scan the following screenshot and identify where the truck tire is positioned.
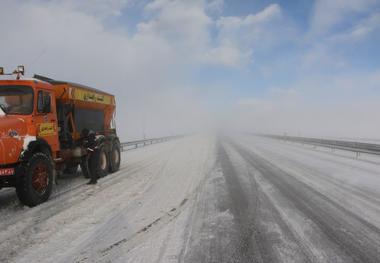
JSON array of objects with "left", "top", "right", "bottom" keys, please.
[
  {"left": 16, "top": 152, "right": 53, "bottom": 207},
  {"left": 109, "top": 141, "right": 121, "bottom": 173},
  {"left": 89, "top": 145, "right": 109, "bottom": 179},
  {"left": 80, "top": 156, "right": 91, "bottom": 178}
]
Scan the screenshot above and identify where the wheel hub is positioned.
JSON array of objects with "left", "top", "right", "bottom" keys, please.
[{"left": 31, "top": 162, "right": 49, "bottom": 195}]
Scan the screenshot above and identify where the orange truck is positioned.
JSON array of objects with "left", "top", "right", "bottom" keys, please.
[{"left": 0, "top": 66, "right": 121, "bottom": 206}]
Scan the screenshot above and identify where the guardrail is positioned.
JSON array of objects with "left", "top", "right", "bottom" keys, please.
[
  {"left": 120, "top": 135, "right": 183, "bottom": 152},
  {"left": 258, "top": 134, "right": 380, "bottom": 158}
]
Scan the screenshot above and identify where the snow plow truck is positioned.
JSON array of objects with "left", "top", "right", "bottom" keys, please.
[{"left": 0, "top": 66, "right": 121, "bottom": 206}]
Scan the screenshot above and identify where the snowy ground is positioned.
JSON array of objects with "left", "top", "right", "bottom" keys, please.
[{"left": 1, "top": 134, "right": 380, "bottom": 262}]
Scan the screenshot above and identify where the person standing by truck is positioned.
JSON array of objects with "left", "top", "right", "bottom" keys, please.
[{"left": 80, "top": 128, "right": 100, "bottom": 185}]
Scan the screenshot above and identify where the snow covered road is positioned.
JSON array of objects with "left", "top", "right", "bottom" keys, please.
[{"left": 1, "top": 134, "right": 380, "bottom": 262}]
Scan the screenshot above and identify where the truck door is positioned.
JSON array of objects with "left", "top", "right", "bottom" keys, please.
[{"left": 35, "top": 89, "right": 60, "bottom": 153}]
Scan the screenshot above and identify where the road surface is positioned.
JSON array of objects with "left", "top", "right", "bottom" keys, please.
[{"left": 1, "top": 134, "right": 380, "bottom": 262}]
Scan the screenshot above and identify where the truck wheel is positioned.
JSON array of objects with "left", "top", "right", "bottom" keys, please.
[
  {"left": 109, "top": 141, "right": 121, "bottom": 173},
  {"left": 16, "top": 153, "right": 53, "bottom": 207},
  {"left": 89, "top": 145, "right": 109, "bottom": 178},
  {"left": 80, "top": 156, "right": 91, "bottom": 178}
]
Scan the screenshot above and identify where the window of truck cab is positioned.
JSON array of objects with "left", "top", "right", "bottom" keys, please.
[
  {"left": 37, "top": 90, "right": 52, "bottom": 114},
  {"left": 0, "top": 85, "right": 34, "bottom": 115}
]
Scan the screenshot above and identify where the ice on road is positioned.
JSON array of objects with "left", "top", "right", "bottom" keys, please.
[{"left": 1, "top": 134, "right": 380, "bottom": 262}]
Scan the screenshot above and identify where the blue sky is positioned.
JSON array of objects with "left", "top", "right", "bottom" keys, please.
[
  {"left": 155, "top": 1, "right": 378, "bottom": 92},
  {"left": 1, "top": 0, "right": 380, "bottom": 139}
]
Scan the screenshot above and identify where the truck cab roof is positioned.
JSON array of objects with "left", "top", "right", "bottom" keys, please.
[{"left": 33, "top": 75, "right": 113, "bottom": 97}]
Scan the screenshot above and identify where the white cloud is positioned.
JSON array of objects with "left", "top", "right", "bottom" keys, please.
[
  {"left": 139, "top": 0, "right": 212, "bottom": 51},
  {"left": 205, "top": 4, "right": 283, "bottom": 67},
  {"left": 203, "top": 46, "right": 252, "bottom": 68},
  {"left": 334, "top": 11, "right": 380, "bottom": 41},
  {"left": 301, "top": 44, "right": 346, "bottom": 70},
  {"left": 301, "top": 8, "right": 380, "bottom": 71},
  {"left": 19, "top": 0, "right": 135, "bottom": 19},
  {"left": 270, "top": 88, "right": 298, "bottom": 97},
  {"left": 216, "top": 4, "right": 281, "bottom": 36},
  {"left": 237, "top": 98, "right": 274, "bottom": 110},
  {"left": 138, "top": 1, "right": 285, "bottom": 68},
  {"left": 310, "top": 0, "right": 378, "bottom": 36},
  {"left": 206, "top": 0, "right": 224, "bottom": 14},
  {"left": 60, "top": 0, "right": 133, "bottom": 17}
]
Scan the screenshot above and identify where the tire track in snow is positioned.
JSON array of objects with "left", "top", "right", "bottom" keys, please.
[
  {"left": 181, "top": 139, "right": 279, "bottom": 263},
  {"left": 230, "top": 139, "right": 380, "bottom": 263},
  {"left": 0, "top": 155, "right": 165, "bottom": 262}
]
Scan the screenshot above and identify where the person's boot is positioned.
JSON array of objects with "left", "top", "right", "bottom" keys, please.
[{"left": 87, "top": 179, "right": 97, "bottom": 185}]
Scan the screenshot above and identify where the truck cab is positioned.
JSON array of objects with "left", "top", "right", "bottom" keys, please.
[{"left": 0, "top": 66, "right": 121, "bottom": 207}]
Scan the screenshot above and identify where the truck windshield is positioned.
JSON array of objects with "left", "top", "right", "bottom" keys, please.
[{"left": 0, "top": 85, "right": 34, "bottom": 115}]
